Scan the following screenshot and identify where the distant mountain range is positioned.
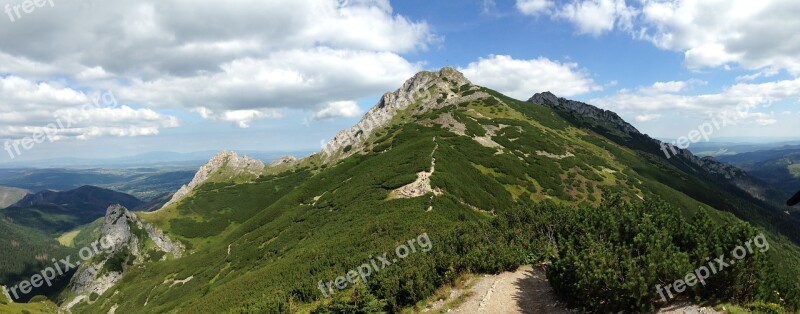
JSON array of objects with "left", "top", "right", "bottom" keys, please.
[
  {"left": 685, "top": 140, "right": 800, "bottom": 157},
  {"left": 0, "top": 150, "right": 315, "bottom": 169},
  {"left": 0, "top": 168, "right": 193, "bottom": 200},
  {"left": 718, "top": 145, "right": 800, "bottom": 197}
]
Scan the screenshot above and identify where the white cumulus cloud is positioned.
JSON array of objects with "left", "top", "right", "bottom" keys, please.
[
  {"left": 516, "top": 0, "right": 554, "bottom": 15},
  {"left": 460, "top": 55, "right": 601, "bottom": 99},
  {"left": 313, "top": 101, "right": 363, "bottom": 120},
  {"left": 634, "top": 114, "right": 662, "bottom": 122},
  {"left": 556, "top": 0, "right": 637, "bottom": 36},
  {"left": 0, "top": 0, "right": 433, "bottom": 130},
  {"left": 517, "top": 0, "right": 800, "bottom": 75},
  {"left": 591, "top": 78, "right": 800, "bottom": 127},
  {"left": 0, "top": 76, "right": 179, "bottom": 141}
]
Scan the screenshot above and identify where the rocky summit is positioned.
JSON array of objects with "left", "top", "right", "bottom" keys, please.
[
  {"left": 161, "top": 150, "right": 265, "bottom": 209},
  {"left": 321, "top": 67, "right": 486, "bottom": 162},
  {"left": 64, "top": 204, "right": 183, "bottom": 312}
]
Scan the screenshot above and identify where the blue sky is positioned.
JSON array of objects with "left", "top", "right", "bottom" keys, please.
[{"left": 0, "top": 0, "right": 798, "bottom": 162}]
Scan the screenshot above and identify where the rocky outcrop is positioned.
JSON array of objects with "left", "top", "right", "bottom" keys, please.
[
  {"left": 321, "top": 67, "right": 479, "bottom": 162},
  {"left": 161, "top": 150, "right": 265, "bottom": 209},
  {"left": 64, "top": 205, "right": 184, "bottom": 311},
  {"left": 268, "top": 155, "right": 298, "bottom": 167}
]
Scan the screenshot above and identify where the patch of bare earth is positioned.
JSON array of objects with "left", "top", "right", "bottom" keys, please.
[
  {"left": 389, "top": 138, "right": 442, "bottom": 200},
  {"left": 656, "top": 302, "right": 722, "bottom": 314}
]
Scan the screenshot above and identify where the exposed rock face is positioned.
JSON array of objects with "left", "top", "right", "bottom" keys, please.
[
  {"left": 529, "top": 91, "right": 641, "bottom": 136},
  {"left": 161, "top": 150, "right": 265, "bottom": 209},
  {"left": 65, "top": 205, "right": 184, "bottom": 311},
  {"left": 321, "top": 67, "right": 479, "bottom": 162}
]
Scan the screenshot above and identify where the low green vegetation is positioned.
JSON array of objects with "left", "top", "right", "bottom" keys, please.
[
  {"left": 0, "top": 290, "right": 58, "bottom": 314},
  {"left": 539, "top": 197, "right": 795, "bottom": 312},
  {"left": 0, "top": 301, "right": 59, "bottom": 314}
]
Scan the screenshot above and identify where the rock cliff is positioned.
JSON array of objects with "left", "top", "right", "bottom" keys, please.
[{"left": 64, "top": 205, "right": 184, "bottom": 311}]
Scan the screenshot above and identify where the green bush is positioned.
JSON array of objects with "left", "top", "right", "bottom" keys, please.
[
  {"left": 313, "top": 284, "right": 387, "bottom": 314},
  {"left": 540, "top": 195, "right": 775, "bottom": 312},
  {"left": 103, "top": 247, "right": 130, "bottom": 274}
]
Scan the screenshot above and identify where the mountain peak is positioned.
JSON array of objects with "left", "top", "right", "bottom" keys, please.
[
  {"left": 159, "top": 150, "right": 265, "bottom": 210},
  {"left": 320, "top": 67, "right": 479, "bottom": 162},
  {"left": 403, "top": 66, "right": 470, "bottom": 88},
  {"left": 65, "top": 204, "right": 184, "bottom": 309},
  {"left": 529, "top": 91, "right": 559, "bottom": 106},
  {"left": 436, "top": 66, "right": 470, "bottom": 83}
]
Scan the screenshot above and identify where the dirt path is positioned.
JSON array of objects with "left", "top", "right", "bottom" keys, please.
[
  {"left": 451, "top": 265, "right": 572, "bottom": 314},
  {"left": 445, "top": 266, "right": 720, "bottom": 314}
]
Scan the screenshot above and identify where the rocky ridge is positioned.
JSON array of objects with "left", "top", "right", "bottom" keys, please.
[
  {"left": 321, "top": 67, "right": 486, "bottom": 162},
  {"left": 529, "top": 91, "right": 777, "bottom": 201},
  {"left": 161, "top": 150, "right": 265, "bottom": 209},
  {"left": 529, "top": 91, "right": 641, "bottom": 136},
  {"left": 64, "top": 205, "right": 184, "bottom": 312}
]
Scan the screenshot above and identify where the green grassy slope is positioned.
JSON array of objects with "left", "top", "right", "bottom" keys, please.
[
  {"left": 0, "top": 300, "right": 59, "bottom": 314},
  {"left": 71, "top": 71, "right": 800, "bottom": 313},
  {"left": 0, "top": 186, "right": 28, "bottom": 208}
]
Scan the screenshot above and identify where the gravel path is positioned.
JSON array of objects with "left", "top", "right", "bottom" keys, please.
[
  {"left": 451, "top": 265, "right": 572, "bottom": 314},
  {"left": 447, "top": 266, "right": 721, "bottom": 314}
]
